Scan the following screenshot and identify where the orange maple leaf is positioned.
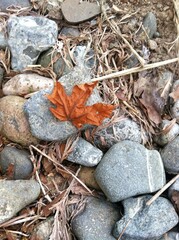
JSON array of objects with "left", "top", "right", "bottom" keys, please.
[{"left": 46, "top": 81, "right": 115, "bottom": 129}]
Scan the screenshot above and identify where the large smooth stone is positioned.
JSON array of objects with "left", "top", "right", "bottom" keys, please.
[
  {"left": 0, "top": 180, "right": 40, "bottom": 224},
  {"left": 0, "top": 96, "right": 39, "bottom": 146},
  {"left": 72, "top": 197, "right": 121, "bottom": 240},
  {"left": 0, "top": 0, "right": 31, "bottom": 11},
  {"left": 113, "top": 195, "right": 178, "bottom": 240},
  {"left": 7, "top": 16, "right": 58, "bottom": 71},
  {"left": 95, "top": 140, "right": 166, "bottom": 202},
  {"left": 61, "top": 0, "right": 101, "bottom": 24}
]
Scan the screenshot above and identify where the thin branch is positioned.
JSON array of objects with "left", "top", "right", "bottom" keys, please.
[{"left": 91, "top": 57, "right": 179, "bottom": 82}]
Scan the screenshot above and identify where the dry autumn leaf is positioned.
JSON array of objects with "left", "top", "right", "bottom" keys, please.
[{"left": 47, "top": 81, "right": 115, "bottom": 128}]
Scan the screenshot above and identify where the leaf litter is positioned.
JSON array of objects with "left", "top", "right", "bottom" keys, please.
[{"left": 0, "top": 0, "right": 179, "bottom": 239}]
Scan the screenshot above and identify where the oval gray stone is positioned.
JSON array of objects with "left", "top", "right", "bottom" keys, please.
[
  {"left": 72, "top": 197, "right": 121, "bottom": 240},
  {"left": 0, "top": 0, "right": 31, "bottom": 11},
  {"left": 0, "top": 180, "right": 40, "bottom": 224},
  {"left": 113, "top": 196, "right": 178, "bottom": 240},
  {"left": 0, "top": 146, "right": 33, "bottom": 179},
  {"left": 160, "top": 136, "right": 179, "bottom": 174},
  {"left": 7, "top": 16, "right": 58, "bottom": 71},
  {"left": 95, "top": 140, "right": 166, "bottom": 202}
]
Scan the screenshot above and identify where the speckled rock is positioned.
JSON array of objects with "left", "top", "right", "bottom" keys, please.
[
  {"left": 154, "top": 120, "right": 179, "bottom": 146},
  {"left": 0, "top": 96, "right": 39, "bottom": 146},
  {"left": 67, "top": 137, "right": 103, "bottom": 167},
  {"left": 72, "top": 197, "right": 121, "bottom": 240},
  {"left": 31, "top": 217, "right": 53, "bottom": 240},
  {"left": 92, "top": 118, "right": 142, "bottom": 150},
  {"left": 160, "top": 136, "right": 179, "bottom": 174},
  {"left": 113, "top": 195, "right": 178, "bottom": 240},
  {"left": 7, "top": 16, "right": 58, "bottom": 71},
  {"left": 0, "top": 0, "right": 31, "bottom": 11},
  {"left": 0, "top": 146, "right": 33, "bottom": 179},
  {"left": 95, "top": 141, "right": 166, "bottom": 202},
  {"left": 0, "top": 180, "right": 40, "bottom": 224},
  {"left": 2, "top": 73, "right": 54, "bottom": 96},
  {"left": 37, "top": 48, "right": 72, "bottom": 78},
  {"left": 24, "top": 88, "right": 78, "bottom": 141}
]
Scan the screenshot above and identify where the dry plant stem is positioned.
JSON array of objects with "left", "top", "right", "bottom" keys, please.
[
  {"left": 92, "top": 57, "right": 179, "bottom": 82},
  {"left": 30, "top": 145, "right": 93, "bottom": 194},
  {"left": 100, "top": 0, "right": 145, "bottom": 67},
  {"left": 173, "top": 0, "right": 179, "bottom": 59},
  {"left": 146, "top": 173, "right": 179, "bottom": 206}
]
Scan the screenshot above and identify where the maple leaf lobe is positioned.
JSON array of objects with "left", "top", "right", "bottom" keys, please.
[{"left": 47, "top": 82, "right": 115, "bottom": 128}]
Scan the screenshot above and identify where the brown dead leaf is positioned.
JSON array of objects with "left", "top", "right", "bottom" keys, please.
[
  {"left": 169, "top": 85, "right": 179, "bottom": 102},
  {"left": 47, "top": 82, "right": 115, "bottom": 129}
]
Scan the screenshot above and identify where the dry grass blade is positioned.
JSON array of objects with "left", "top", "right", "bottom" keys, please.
[
  {"left": 100, "top": 0, "right": 145, "bottom": 67},
  {"left": 30, "top": 145, "right": 93, "bottom": 195},
  {"left": 146, "top": 174, "right": 179, "bottom": 206},
  {"left": 92, "top": 57, "right": 179, "bottom": 82},
  {"left": 173, "top": 0, "right": 179, "bottom": 59}
]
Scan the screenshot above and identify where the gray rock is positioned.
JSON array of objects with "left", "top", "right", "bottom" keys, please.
[
  {"left": 0, "top": 146, "right": 33, "bottom": 179},
  {"left": 0, "top": 180, "right": 40, "bottom": 224},
  {"left": 61, "top": 0, "right": 101, "bottom": 24},
  {"left": 31, "top": 217, "right": 53, "bottom": 240},
  {"left": 7, "top": 16, "right": 58, "bottom": 71},
  {"left": 154, "top": 120, "right": 179, "bottom": 146},
  {"left": 95, "top": 141, "right": 166, "bottom": 202},
  {"left": 171, "top": 101, "right": 179, "bottom": 123},
  {"left": 157, "top": 71, "right": 173, "bottom": 91},
  {"left": 0, "top": 96, "right": 39, "bottom": 146},
  {"left": 37, "top": 47, "right": 72, "bottom": 78},
  {"left": 160, "top": 136, "right": 179, "bottom": 174},
  {"left": 72, "top": 197, "right": 121, "bottom": 240},
  {"left": 0, "top": 0, "right": 31, "bottom": 11},
  {"left": 24, "top": 88, "right": 78, "bottom": 141},
  {"left": 141, "top": 12, "right": 157, "bottom": 39},
  {"left": 159, "top": 231, "right": 179, "bottom": 240},
  {"left": 113, "top": 195, "right": 178, "bottom": 240},
  {"left": 60, "top": 27, "right": 80, "bottom": 37},
  {"left": 67, "top": 137, "right": 103, "bottom": 167},
  {"left": 92, "top": 118, "right": 142, "bottom": 150},
  {"left": 168, "top": 178, "right": 179, "bottom": 200}
]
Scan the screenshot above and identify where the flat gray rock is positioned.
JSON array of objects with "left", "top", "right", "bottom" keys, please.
[
  {"left": 67, "top": 137, "right": 103, "bottom": 167},
  {"left": 141, "top": 12, "right": 157, "bottom": 39},
  {"left": 7, "top": 16, "right": 58, "bottom": 71},
  {"left": 160, "top": 136, "right": 179, "bottom": 174},
  {"left": 93, "top": 118, "right": 142, "bottom": 150},
  {"left": 24, "top": 88, "right": 78, "bottom": 141},
  {"left": 0, "top": 180, "right": 40, "bottom": 224},
  {"left": 113, "top": 196, "right": 178, "bottom": 240},
  {"left": 95, "top": 140, "right": 166, "bottom": 202},
  {"left": 0, "top": 146, "right": 33, "bottom": 179},
  {"left": 72, "top": 197, "right": 121, "bottom": 240},
  {"left": 61, "top": 0, "right": 101, "bottom": 24},
  {"left": 0, "top": 0, "right": 31, "bottom": 11}
]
